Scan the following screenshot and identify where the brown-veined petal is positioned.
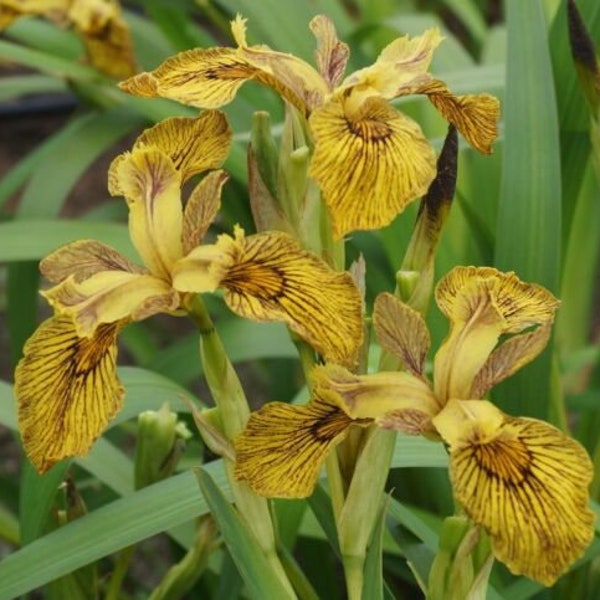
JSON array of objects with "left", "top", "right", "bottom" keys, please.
[
  {"left": 471, "top": 323, "right": 552, "bottom": 398},
  {"left": 15, "top": 315, "right": 124, "bottom": 474},
  {"left": 309, "top": 14, "right": 349, "bottom": 89},
  {"left": 40, "top": 239, "right": 145, "bottom": 284},
  {"left": 312, "top": 364, "right": 439, "bottom": 434},
  {"left": 373, "top": 292, "right": 430, "bottom": 378},
  {"left": 342, "top": 28, "right": 443, "bottom": 98},
  {"left": 43, "top": 271, "right": 179, "bottom": 337},
  {"left": 436, "top": 267, "right": 560, "bottom": 333},
  {"left": 133, "top": 113, "right": 232, "bottom": 184},
  {"left": 309, "top": 94, "right": 436, "bottom": 238},
  {"left": 120, "top": 29, "right": 327, "bottom": 116},
  {"left": 110, "top": 148, "right": 184, "bottom": 278},
  {"left": 399, "top": 78, "right": 500, "bottom": 154},
  {"left": 174, "top": 228, "right": 364, "bottom": 367},
  {"left": 68, "top": 0, "right": 136, "bottom": 79},
  {"left": 234, "top": 389, "right": 360, "bottom": 498},
  {"left": 182, "top": 170, "right": 229, "bottom": 254},
  {"left": 433, "top": 399, "right": 595, "bottom": 586}
]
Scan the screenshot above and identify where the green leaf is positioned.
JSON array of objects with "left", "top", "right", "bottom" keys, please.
[
  {"left": 195, "top": 469, "right": 295, "bottom": 600},
  {"left": 0, "top": 466, "right": 230, "bottom": 599},
  {"left": 0, "top": 220, "right": 134, "bottom": 262},
  {"left": 362, "top": 496, "right": 390, "bottom": 600},
  {"left": 494, "top": 0, "right": 562, "bottom": 419}
]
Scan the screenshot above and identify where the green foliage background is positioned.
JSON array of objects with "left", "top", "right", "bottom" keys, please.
[{"left": 0, "top": 0, "right": 600, "bottom": 598}]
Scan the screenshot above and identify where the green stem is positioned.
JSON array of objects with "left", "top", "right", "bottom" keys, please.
[
  {"left": 342, "top": 553, "right": 365, "bottom": 600},
  {"left": 185, "top": 294, "right": 294, "bottom": 596},
  {"left": 104, "top": 545, "right": 135, "bottom": 600}
]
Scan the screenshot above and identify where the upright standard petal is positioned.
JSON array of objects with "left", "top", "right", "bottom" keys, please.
[
  {"left": 309, "top": 14, "right": 349, "bottom": 89},
  {"left": 373, "top": 292, "right": 430, "bottom": 378},
  {"left": 470, "top": 324, "right": 552, "bottom": 398},
  {"left": 182, "top": 170, "right": 229, "bottom": 254},
  {"left": 434, "top": 400, "right": 595, "bottom": 586},
  {"left": 309, "top": 94, "right": 436, "bottom": 238},
  {"left": 110, "top": 148, "right": 184, "bottom": 278},
  {"left": 234, "top": 389, "right": 357, "bottom": 498},
  {"left": 174, "top": 228, "right": 364, "bottom": 367},
  {"left": 15, "top": 315, "right": 124, "bottom": 473},
  {"left": 43, "top": 271, "right": 179, "bottom": 337},
  {"left": 132, "top": 113, "right": 232, "bottom": 183}
]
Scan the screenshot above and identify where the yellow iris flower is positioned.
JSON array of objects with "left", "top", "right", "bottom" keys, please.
[
  {"left": 15, "top": 112, "right": 363, "bottom": 474},
  {"left": 119, "top": 15, "right": 500, "bottom": 238},
  {"left": 0, "top": 0, "right": 136, "bottom": 78},
  {"left": 234, "top": 266, "right": 595, "bottom": 585}
]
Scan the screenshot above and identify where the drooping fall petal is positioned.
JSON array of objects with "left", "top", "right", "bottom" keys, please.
[
  {"left": 309, "top": 94, "right": 436, "bottom": 238},
  {"left": 182, "top": 170, "right": 229, "bottom": 254},
  {"left": 174, "top": 228, "right": 364, "bottom": 367},
  {"left": 40, "top": 239, "right": 145, "bottom": 284},
  {"left": 132, "top": 113, "right": 232, "bottom": 183},
  {"left": 110, "top": 148, "right": 184, "bottom": 278},
  {"left": 436, "top": 266, "right": 560, "bottom": 333},
  {"left": 373, "top": 292, "right": 430, "bottom": 378},
  {"left": 234, "top": 389, "right": 357, "bottom": 498},
  {"left": 120, "top": 17, "right": 327, "bottom": 116},
  {"left": 400, "top": 78, "right": 500, "bottom": 154},
  {"left": 42, "top": 270, "right": 179, "bottom": 337},
  {"left": 433, "top": 399, "right": 595, "bottom": 586},
  {"left": 312, "top": 364, "right": 438, "bottom": 434},
  {"left": 15, "top": 315, "right": 124, "bottom": 473}
]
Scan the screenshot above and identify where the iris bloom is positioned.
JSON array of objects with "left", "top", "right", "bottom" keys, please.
[
  {"left": 15, "top": 112, "right": 363, "bottom": 473},
  {"left": 119, "top": 15, "right": 499, "bottom": 238},
  {"left": 0, "top": 0, "right": 136, "bottom": 78},
  {"left": 235, "top": 266, "right": 595, "bottom": 585}
]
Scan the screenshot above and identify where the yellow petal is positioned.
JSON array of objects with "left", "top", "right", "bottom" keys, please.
[
  {"left": 120, "top": 40, "right": 327, "bottom": 116},
  {"left": 0, "top": 0, "right": 68, "bottom": 29},
  {"left": 312, "top": 364, "right": 438, "bottom": 433},
  {"left": 309, "top": 94, "right": 436, "bottom": 238},
  {"left": 436, "top": 266, "right": 560, "bottom": 333},
  {"left": 471, "top": 323, "right": 552, "bottom": 398},
  {"left": 40, "top": 239, "right": 144, "bottom": 284},
  {"left": 68, "top": 0, "right": 136, "bottom": 79},
  {"left": 132, "top": 113, "right": 232, "bottom": 184},
  {"left": 434, "top": 268, "right": 556, "bottom": 401},
  {"left": 43, "top": 271, "right": 179, "bottom": 337},
  {"left": 373, "top": 292, "right": 430, "bottom": 377},
  {"left": 176, "top": 228, "right": 363, "bottom": 366},
  {"left": 15, "top": 315, "right": 124, "bottom": 473},
  {"left": 234, "top": 389, "right": 355, "bottom": 498},
  {"left": 342, "top": 28, "right": 443, "bottom": 98},
  {"left": 172, "top": 232, "right": 239, "bottom": 293},
  {"left": 110, "top": 148, "right": 183, "bottom": 278},
  {"left": 225, "top": 229, "right": 364, "bottom": 367},
  {"left": 434, "top": 400, "right": 595, "bottom": 586},
  {"left": 309, "top": 15, "right": 349, "bottom": 89},
  {"left": 182, "top": 170, "right": 229, "bottom": 254},
  {"left": 405, "top": 79, "right": 500, "bottom": 154}
]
